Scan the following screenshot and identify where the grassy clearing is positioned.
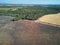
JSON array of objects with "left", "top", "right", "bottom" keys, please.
[{"left": 36, "top": 13, "right": 60, "bottom": 25}]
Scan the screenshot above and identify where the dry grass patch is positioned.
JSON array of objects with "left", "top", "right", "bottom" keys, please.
[{"left": 36, "top": 13, "right": 60, "bottom": 25}]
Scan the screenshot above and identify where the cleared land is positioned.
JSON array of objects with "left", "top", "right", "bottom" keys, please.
[
  {"left": 36, "top": 13, "right": 60, "bottom": 26},
  {"left": 0, "top": 5, "right": 60, "bottom": 45},
  {"left": 0, "top": 20, "right": 60, "bottom": 45}
]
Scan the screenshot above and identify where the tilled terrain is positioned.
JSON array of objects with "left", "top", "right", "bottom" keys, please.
[{"left": 0, "top": 20, "right": 60, "bottom": 45}]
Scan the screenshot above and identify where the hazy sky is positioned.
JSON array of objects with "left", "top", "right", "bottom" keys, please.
[{"left": 0, "top": 0, "right": 60, "bottom": 4}]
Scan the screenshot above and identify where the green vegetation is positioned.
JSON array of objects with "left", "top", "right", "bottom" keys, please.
[{"left": 0, "top": 6, "right": 60, "bottom": 21}]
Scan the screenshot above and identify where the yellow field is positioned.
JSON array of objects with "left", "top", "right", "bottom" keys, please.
[{"left": 36, "top": 13, "right": 60, "bottom": 25}]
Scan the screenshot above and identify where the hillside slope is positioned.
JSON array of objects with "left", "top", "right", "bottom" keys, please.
[{"left": 0, "top": 19, "right": 60, "bottom": 45}]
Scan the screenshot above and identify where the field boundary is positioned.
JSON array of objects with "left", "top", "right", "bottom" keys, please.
[{"left": 35, "top": 21, "right": 60, "bottom": 27}]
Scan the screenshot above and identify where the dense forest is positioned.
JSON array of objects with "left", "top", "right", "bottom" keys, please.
[{"left": 0, "top": 5, "right": 60, "bottom": 21}]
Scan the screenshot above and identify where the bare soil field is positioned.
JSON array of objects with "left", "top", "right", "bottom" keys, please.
[{"left": 0, "top": 16, "right": 60, "bottom": 45}]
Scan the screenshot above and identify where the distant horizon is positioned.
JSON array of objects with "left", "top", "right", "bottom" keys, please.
[
  {"left": 0, "top": 3, "right": 60, "bottom": 5},
  {"left": 0, "top": 0, "right": 60, "bottom": 4}
]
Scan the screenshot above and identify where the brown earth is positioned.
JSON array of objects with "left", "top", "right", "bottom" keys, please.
[
  {"left": 13, "top": 20, "right": 60, "bottom": 45},
  {"left": 0, "top": 20, "right": 60, "bottom": 45}
]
